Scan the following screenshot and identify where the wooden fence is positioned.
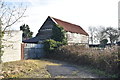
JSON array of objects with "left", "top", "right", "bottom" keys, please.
[{"left": 22, "top": 43, "right": 45, "bottom": 59}]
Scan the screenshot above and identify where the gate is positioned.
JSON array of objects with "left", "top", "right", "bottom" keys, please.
[{"left": 23, "top": 43, "right": 45, "bottom": 59}]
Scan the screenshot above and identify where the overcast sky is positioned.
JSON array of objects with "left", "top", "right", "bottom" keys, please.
[{"left": 4, "top": 0, "right": 120, "bottom": 36}]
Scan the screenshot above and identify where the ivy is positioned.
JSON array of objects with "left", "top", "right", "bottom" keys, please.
[{"left": 51, "top": 24, "right": 67, "bottom": 44}]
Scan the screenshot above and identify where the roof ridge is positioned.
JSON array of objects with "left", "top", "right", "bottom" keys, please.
[
  {"left": 51, "top": 16, "right": 80, "bottom": 27},
  {"left": 48, "top": 16, "right": 88, "bottom": 36}
]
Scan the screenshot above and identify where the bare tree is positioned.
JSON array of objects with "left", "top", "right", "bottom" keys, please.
[
  {"left": 95, "top": 26, "right": 107, "bottom": 43},
  {"left": 102, "top": 27, "right": 119, "bottom": 44},
  {"left": 89, "top": 26, "right": 119, "bottom": 45},
  {"left": 0, "top": 0, "right": 27, "bottom": 31},
  {"left": 88, "top": 26, "right": 97, "bottom": 44}
]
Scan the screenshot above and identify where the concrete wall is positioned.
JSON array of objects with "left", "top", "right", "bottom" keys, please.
[
  {"left": 66, "top": 32, "right": 88, "bottom": 44},
  {"left": 1, "top": 30, "right": 22, "bottom": 62}
]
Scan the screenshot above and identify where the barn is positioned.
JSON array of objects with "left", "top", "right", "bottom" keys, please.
[
  {"left": 22, "top": 16, "right": 89, "bottom": 59},
  {"left": 23, "top": 16, "right": 89, "bottom": 44}
]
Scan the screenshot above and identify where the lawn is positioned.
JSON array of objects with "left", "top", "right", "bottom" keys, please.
[
  {"left": 1, "top": 59, "right": 61, "bottom": 78},
  {"left": 1, "top": 58, "right": 118, "bottom": 79}
]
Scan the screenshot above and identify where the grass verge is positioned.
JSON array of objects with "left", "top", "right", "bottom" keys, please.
[{"left": 1, "top": 59, "right": 61, "bottom": 78}]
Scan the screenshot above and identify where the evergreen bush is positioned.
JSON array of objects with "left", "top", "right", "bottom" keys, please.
[{"left": 43, "top": 24, "right": 67, "bottom": 54}]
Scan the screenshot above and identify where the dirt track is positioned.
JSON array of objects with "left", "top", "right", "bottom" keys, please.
[{"left": 46, "top": 59, "right": 105, "bottom": 78}]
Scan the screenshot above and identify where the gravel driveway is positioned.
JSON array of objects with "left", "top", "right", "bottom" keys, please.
[{"left": 46, "top": 60, "right": 104, "bottom": 78}]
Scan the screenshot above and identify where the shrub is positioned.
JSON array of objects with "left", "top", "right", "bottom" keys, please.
[
  {"left": 43, "top": 39, "right": 62, "bottom": 53},
  {"left": 43, "top": 24, "right": 67, "bottom": 55},
  {"left": 100, "top": 39, "right": 108, "bottom": 48},
  {"left": 51, "top": 24, "right": 67, "bottom": 44},
  {"left": 48, "top": 45, "right": 119, "bottom": 76}
]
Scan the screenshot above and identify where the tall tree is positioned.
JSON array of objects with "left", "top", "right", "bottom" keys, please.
[
  {"left": 102, "top": 27, "right": 119, "bottom": 44},
  {"left": 20, "top": 24, "right": 33, "bottom": 40},
  {"left": 95, "top": 26, "right": 107, "bottom": 43}
]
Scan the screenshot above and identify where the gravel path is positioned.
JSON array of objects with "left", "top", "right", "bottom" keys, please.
[{"left": 46, "top": 61, "right": 103, "bottom": 78}]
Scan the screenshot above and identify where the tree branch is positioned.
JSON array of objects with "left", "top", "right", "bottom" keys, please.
[
  {"left": 3, "top": 8, "right": 27, "bottom": 32},
  {"left": 0, "top": 1, "right": 27, "bottom": 32}
]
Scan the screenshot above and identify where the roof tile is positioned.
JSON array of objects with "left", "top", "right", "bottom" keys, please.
[{"left": 51, "top": 17, "right": 89, "bottom": 36}]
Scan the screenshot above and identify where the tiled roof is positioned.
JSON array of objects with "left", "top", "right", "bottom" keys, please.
[
  {"left": 23, "top": 37, "right": 42, "bottom": 43},
  {"left": 23, "top": 34, "right": 51, "bottom": 43},
  {"left": 51, "top": 16, "right": 89, "bottom": 36}
]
